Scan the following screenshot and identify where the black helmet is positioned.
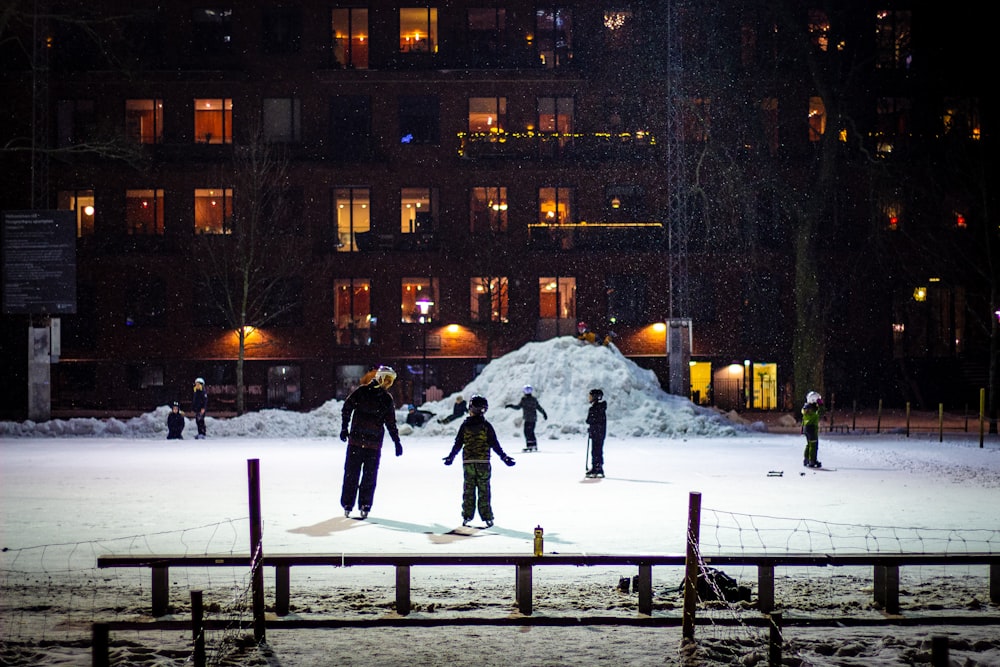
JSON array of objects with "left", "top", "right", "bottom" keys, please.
[
  {"left": 469, "top": 395, "right": 489, "bottom": 415},
  {"left": 589, "top": 388, "right": 603, "bottom": 401}
]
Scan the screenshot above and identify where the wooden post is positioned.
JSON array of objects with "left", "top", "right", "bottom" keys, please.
[
  {"left": 852, "top": 399, "right": 857, "bottom": 431},
  {"left": 757, "top": 562, "right": 775, "bottom": 613},
  {"left": 877, "top": 398, "right": 883, "bottom": 434},
  {"left": 191, "top": 590, "right": 205, "bottom": 667},
  {"left": 768, "top": 611, "right": 782, "bottom": 667},
  {"left": 981, "top": 388, "right": 986, "bottom": 448},
  {"left": 396, "top": 564, "right": 411, "bottom": 615},
  {"left": 151, "top": 565, "right": 169, "bottom": 616},
  {"left": 275, "top": 564, "right": 290, "bottom": 616},
  {"left": 874, "top": 564, "right": 900, "bottom": 614},
  {"left": 247, "top": 459, "right": 266, "bottom": 643},
  {"left": 92, "top": 622, "right": 110, "bottom": 667},
  {"left": 938, "top": 403, "right": 944, "bottom": 443},
  {"left": 931, "top": 635, "right": 949, "bottom": 667},
  {"left": 990, "top": 561, "right": 999, "bottom": 603},
  {"left": 636, "top": 563, "right": 652, "bottom": 615},
  {"left": 516, "top": 564, "right": 533, "bottom": 615},
  {"left": 682, "top": 491, "right": 702, "bottom": 641},
  {"left": 906, "top": 402, "right": 911, "bottom": 437}
]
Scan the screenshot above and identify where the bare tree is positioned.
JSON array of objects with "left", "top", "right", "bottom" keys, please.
[{"left": 192, "top": 125, "right": 307, "bottom": 414}]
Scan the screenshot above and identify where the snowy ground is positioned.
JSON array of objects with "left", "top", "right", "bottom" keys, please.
[{"left": 2, "top": 338, "right": 1000, "bottom": 665}]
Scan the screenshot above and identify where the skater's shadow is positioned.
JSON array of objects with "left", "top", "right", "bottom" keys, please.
[{"left": 287, "top": 516, "right": 366, "bottom": 537}]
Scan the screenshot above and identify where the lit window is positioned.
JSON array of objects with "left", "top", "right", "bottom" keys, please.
[
  {"left": 538, "top": 96, "right": 574, "bottom": 156},
  {"left": 399, "top": 7, "right": 438, "bottom": 53},
  {"left": 400, "top": 187, "right": 434, "bottom": 234},
  {"left": 468, "top": 97, "right": 506, "bottom": 135},
  {"left": 942, "top": 98, "right": 982, "bottom": 140},
  {"left": 535, "top": 7, "right": 573, "bottom": 68},
  {"left": 538, "top": 187, "right": 574, "bottom": 224},
  {"left": 808, "top": 9, "right": 829, "bottom": 51},
  {"left": 125, "top": 99, "right": 163, "bottom": 144},
  {"left": 808, "top": 96, "right": 826, "bottom": 142},
  {"left": 603, "top": 9, "right": 633, "bottom": 50},
  {"left": 194, "top": 98, "right": 232, "bottom": 144},
  {"left": 194, "top": 188, "right": 233, "bottom": 234},
  {"left": 332, "top": 8, "right": 369, "bottom": 69},
  {"left": 471, "top": 277, "right": 509, "bottom": 323},
  {"left": 875, "top": 10, "right": 911, "bottom": 70},
  {"left": 334, "top": 187, "right": 370, "bottom": 252},
  {"left": 334, "top": 278, "right": 372, "bottom": 346},
  {"left": 539, "top": 276, "right": 576, "bottom": 320},
  {"left": 470, "top": 186, "right": 508, "bottom": 233},
  {"left": 125, "top": 189, "right": 165, "bottom": 235},
  {"left": 58, "top": 189, "right": 96, "bottom": 237},
  {"left": 262, "top": 98, "right": 301, "bottom": 143},
  {"left": 402, "top": 278, "right": 438, "bottom": 323}
]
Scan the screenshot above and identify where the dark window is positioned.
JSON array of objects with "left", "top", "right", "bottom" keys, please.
[
  {"left": 56, "top": 100, "right": 96, "bottom": 147},
  {"left": 125, "top": 275, "right": 167, "bottom": 327},
  {"left": 265, "top": 277, "right": 304, "bottom": 327},
  {"left": 399, "top": 95, "right": 439, "bottom": 144},
  {"left": 192, "top": 8, "right": 233, "bottom": 55},
  {"left": 468, "top": 8, "right": 507, "bottom": 63},
  {"left": 330, "top": 96, "right": 372, "bottom": 160},
  {"left": 262, "top": 6, "right": 302, "bottom": 53},
  {"left": 606, "top": 274, "right": 646, "bottom": 326}
]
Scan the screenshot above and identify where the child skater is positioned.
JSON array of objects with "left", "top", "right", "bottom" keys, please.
[
  {"left": 801, "top": 391, "right": 823, "bottom": 468},
  {"left": 585, "top": 388, "right": 607, "bottom": 478},
  {"left": 443, "top": 395, "right": 515, "bottom": 527}
]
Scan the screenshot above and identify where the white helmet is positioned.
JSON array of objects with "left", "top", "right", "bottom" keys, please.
[
  {"left": 195, "top": 377, "right": 205, "bottom": 385},
  {"left": 375, "top": 365, "right": 397, "bottom": 388},
  {"left": 806, "top": 391, "right": 822, "bottom": 404},
  {"left": 523, "top": 385, "right": 533, "bottom": 395}
]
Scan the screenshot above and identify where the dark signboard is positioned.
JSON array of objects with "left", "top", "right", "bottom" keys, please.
[{"left": 2, "top": 210, "right": 77, "bottom": 315}]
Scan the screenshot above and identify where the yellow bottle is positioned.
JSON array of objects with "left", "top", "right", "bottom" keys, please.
[{"left": 533, "top": 525, "right": 544, "bottom": 556}]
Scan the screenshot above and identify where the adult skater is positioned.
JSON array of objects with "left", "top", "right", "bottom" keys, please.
[
  {"left": 443, "top": 395, "right": 515, "bottom": 527},
  {"left": 192, "top": 377, "right": 208, "bottom": 439},
  {"left": 801, "top": 391, "right": 823, "bottom": 468},
  {"left": 505, "top": 385, "right": 547, "bottom": 452},
  {"left": 585, "top": 388, "right": 607, "bottom": 478},
  {"left": 340, "top": 365, "right": 403, "bottom": 519}
]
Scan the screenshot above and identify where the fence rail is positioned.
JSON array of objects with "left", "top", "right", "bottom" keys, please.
[{"left": 97, "top": 550, "right": 1000, "bottom": 618}]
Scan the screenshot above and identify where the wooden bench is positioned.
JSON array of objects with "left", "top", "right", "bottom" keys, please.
[{"left": 97, "top": 552, "right": 1000, "bottom": 618}]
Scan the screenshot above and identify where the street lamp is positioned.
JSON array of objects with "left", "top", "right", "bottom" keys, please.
[{"left": 415, "top": 296, "right": 434, "bottom": 404}]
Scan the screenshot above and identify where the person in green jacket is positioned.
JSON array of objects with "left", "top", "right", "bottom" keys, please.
[
  {"left": 443, "top": 395, "right": 515, "bottom": 527},
  {"left": 801, "top": 391, "right": 823, "bottom": 468}
]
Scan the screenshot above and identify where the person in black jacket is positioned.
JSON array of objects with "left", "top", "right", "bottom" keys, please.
[
  {"left": 166, "top": 401, "right": 185, "bottom": 440},
  {"left": 439, "top": 395, "right": 468, "bottom": 424},
  {"left": 505, "top": 385, "right": 547, "bottom": 452},
  {"left": 443, "top": 395, "right": 515, "bottom": 527},
  {"left": 192, "top": 377, "right": 208, "bottom": 439},
  {"left": 585, "top": 388, "right": 607, "bottom": 478},
  {"left": 340, "top": 366, "right": 403, "bottom": 519}
]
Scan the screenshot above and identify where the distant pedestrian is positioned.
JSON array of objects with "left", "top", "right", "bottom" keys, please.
[
  {"left": 585, "top": 389, "right": 607, "bottom": 478},
  {"left": 443, "top": 395, "right": 515, "bottom": 527},
  {"left": 439, "top": 395, "right": 468, "bottom": 424},
  {"left": 192, "top": 377, "right": 208, "bottom": 439},
  {"left": 166, "top": 401, "right": 185, "bottom": 440},
  {"left": 505, "top": 385, "right": 547, "bottom": 452},
  {"left": 801, "top": 391, "right": 823, "bottom": 468},
  {"left": 340, "top": 365, "right": 403, "bottom": 519}
]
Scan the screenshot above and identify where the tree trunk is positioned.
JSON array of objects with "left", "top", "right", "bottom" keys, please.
[
  {"left": 792, "top": 215, "right": 826, "bottom": 405},
  {"left": 236, "top": 329, "right": 246, "bottom": 415}
]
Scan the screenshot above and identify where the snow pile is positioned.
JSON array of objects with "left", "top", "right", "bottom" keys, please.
[{"left": 0, "top": 336, "right": 738, "bottom": 440}]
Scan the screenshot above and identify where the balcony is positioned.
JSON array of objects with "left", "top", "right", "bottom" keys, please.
[
  {"left": 458, "top": 130, "right": 660, "bottom": 162},
  {"left": 528, "top": 221, "right": 665, "bottom": 251}
]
